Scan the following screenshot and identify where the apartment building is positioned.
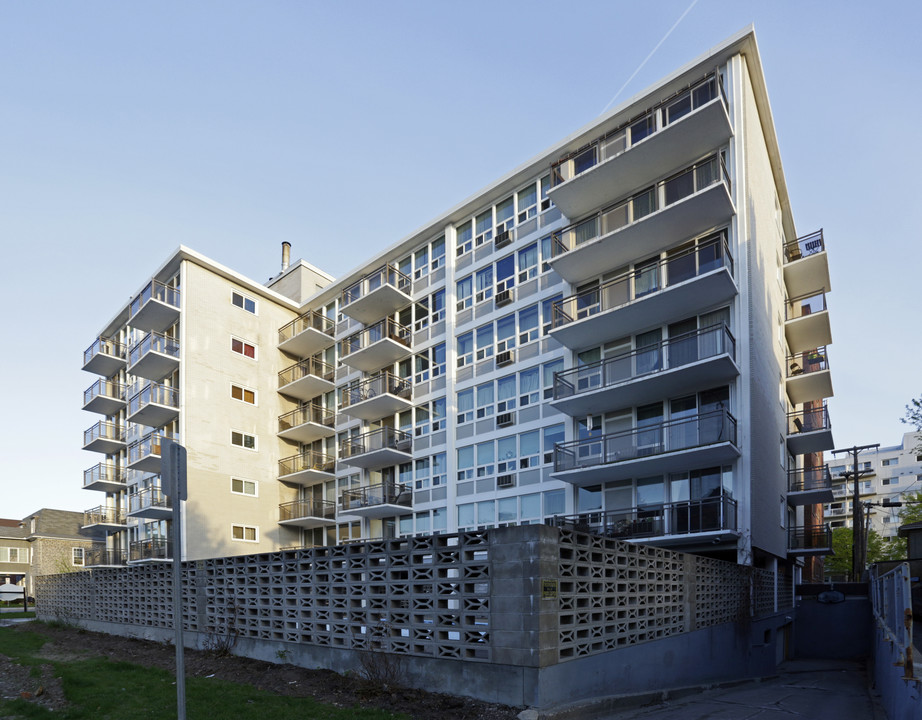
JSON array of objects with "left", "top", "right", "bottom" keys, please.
[{"left": 79, "top": 27, "right": 834, "bottom": 579}]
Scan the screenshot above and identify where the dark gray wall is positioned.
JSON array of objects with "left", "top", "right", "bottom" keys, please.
[{"left": 793, "top": 597, "right": 871, "bottom": 660}]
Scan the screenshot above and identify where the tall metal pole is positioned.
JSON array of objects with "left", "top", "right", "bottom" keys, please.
[
  {"left": 163, "top": 440, "right": 188, "bottom": 720},
  {"left": 833, "top": 443, "right": 878, "bottom": 582}
]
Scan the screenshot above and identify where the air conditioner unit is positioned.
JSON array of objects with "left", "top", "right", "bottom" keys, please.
[
  {"left": 496, "top": 412, "right": 515, "bottom": 428},
  {"left": 497, "top": 474, "right": 515, "bottom": 488},
  {"left": 496, "top": 350, "right": 514, "bottom": 367},
  {"left": 495, "top": 289, "right": 513, "bottom": 306},
  {"left": 494, "top": 230, "right": 512, "bottom": 249}
]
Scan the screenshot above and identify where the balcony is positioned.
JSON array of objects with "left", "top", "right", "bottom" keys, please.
[
  {"left": 549, "top": 154, "right": 734, "bottom": 285},
  {"left": 82, "top": 506, "right": 126, "bottom": 530},
  {"left": 552, "top": 324, "right": 738, "bottom": 417},
  {"left": 129, "top": 538, "right": 171, "bottom": 562},
  {"left": 83, "top": 379, "right": 126, "bottom": 415},
  {"left": 788, "top": 525, "right": 833, "bottom": 556},
  {"left": 278, "top": 310, "right": 335, "bottom": 357},
  {"left": 787, "top": 404, "right": 833, "bottom": 455},
  {"left": 278, "top": 403, "right": 336, "bottom": 444},
  {"left": 127, "top": 382, "right": 179, "bottom": 428},
  {"left": 339, "top": 482, "right": 412, "bottom": 519},
  {"left": 128, "top": 331, "right": 180, "bottom": 381},
  {"left": 128, "top": 487, "right": 172, "bottom": 520},
  {"left": 83, "top": 421, "right": 126, "bottom": 454},
  {"left": 127, "top": 432, "right": 175, "bottom": 473},
  {"left": 787, "top": 465, "right": 834, "bottom": 505},
  {"left": 339, "top": 427, "right": 412, "bottom": 470},
  {"left": 548, "top": 493, "right": 738, "bottom": 549},
  {"left": 82, "top": 337, "right": 126, "bottom": 376},
  {"left": 85, "top": 546, "right": 127, "bottom": 567},
  {"left": 783, "top": 229, "right": 830, "bottom": 298},
  {"left": 278, "top": 357, "right": 335, "bottom": 401},
  {"left": 785, "top": 290, "right": 832, "bottom": 354},
  {"left": 340, "top": 318, "right": 412, "bottom": 373},
  {"left": 128, "top": 280, "right": 180, "bottom": 333},
  {"left": 278, "top": 499, "right": 337, "bottom": 528},
  {"left": 552, "top": 409, "right": 740, "bottom": 487},
  {"left": 550, "top": 232, "right": 736, "bottom": 350},
  {"left": 549, "top": 74, "right": 732, "bottom": 219},
  {"left": 83, "top": 462, "right": 127, "bottom": 492},
  {"left": 278, "top": 450, "right": 336, "bottom": 486},
  {"left": 785, "top": 346, "right": 833, "bottom": 405},
  {"left": 340, "top": 371, "right": 413, "bottom": 421},
  {"left": 340, "top": 264, "right": 412, "bottom": 324}
]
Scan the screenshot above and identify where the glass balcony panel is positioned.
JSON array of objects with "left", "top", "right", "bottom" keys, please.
[
  {"left": 127, "top": 431, "right": 176, "bottom": 472},
  {"left": 127, "top": 382, "right": 179, "bottom": 428},
  {"left": 278, "top": 310, "right": 335, "bottom": 357},
  {"left": 129, "top": 280, "right": 180, "bottom": 333},
  {"left": 83, "top": 379, "right": 126, "bottom": 415},
  {"left": 83, "top": 421, "right": 126, "bottom": 454},
  {"left": 82, "top": 505, "right": 126, "bottom": 529},
  {"left": 128, "top": 487, "right": 172, "bottom": 519},
  {"left": 129, "top": 538, "right": 171, "bottom": 562},
  {"left": 83, "top": 337, "right": 126, "bottom": 375},
  {"left": 128, "top": 331, "right": 180, "bottom": 381},
  {"left": 83, "top": 462, "right": 127, "bottom": 492}
]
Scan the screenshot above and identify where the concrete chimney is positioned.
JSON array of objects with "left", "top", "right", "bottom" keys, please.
[{"left": 281, "top": 242, "right": 291, "bottom": 271}]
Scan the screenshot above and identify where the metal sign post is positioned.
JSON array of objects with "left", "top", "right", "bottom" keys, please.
[{"left": 162, "top": 439, "right": 188, "bottom": 720}]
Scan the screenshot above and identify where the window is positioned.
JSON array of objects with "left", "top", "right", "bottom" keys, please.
[
  {"left": 457, "top": 388, "right": 474, "bottom": 424},
  {"left": 882, "top": 458, "right": 899, "bottom": 466},
  {"left": 458, "top": 446, "right": 474, "bottom": 481},
  {"left": 519, "top": 367, "right": 540, "bottom": 406},
  {"left": 543, "top": 423, "right": 565, "bottom": 464},
  {"left": 457, "top": 275, "right": 473, "bottom": 311},
  {"left": 476, "top": 441, "right": 495, "bottom": 477},
  {"left": 518, "top": 243, "right": 538, "bottom": 282},
  {"left": 231, "top": 524, "right": 258, "bottom": 542},
  {"left": 432, "top": 452, "right": 447, "bottom": 486},
  {"left": 475, "top": 323, "right": 494, "bottom": 360},
  {"left": 519, "top": 305, "right": 539, "bottom": 344},
  {"left": 517, "top": 183, "right": 538, "bottom": 223},
  {"left": 231, "top": 478, "right": 257, "bottom": 496},
  {"left": 520, "top": 430, "right": 540, "bottom": 468},
  {"left": 430, "top": 237, "right": 445, "bottom": 271},
  {"left": 476, "top": 381, "right": 495, "bottom": 418},
  {"left": 497, "top": 435, "right": 517, "bottom": 473},
  {"left": 495, "top": 196, "right": 514, "bottom": 233},
  {"left": 414, "top": 246, "right": 429, "bottom": 279},
  {"left": 456, "top": 221, "right": 473, "bottom": 256},
  {"left": 231, "top": 431, "right": 256, "bottom": 450},
  {"left": 431, "top": 290, "right": 445, "bottom": 324},
  {"left": 231, "top": 384, "right": 256, "bottom": 404},
  {"left": 543, "top": 358, "right": 563, "bottom": 399},
  {"left": 457, "top": 332, "right": 474, "bottom": 368},
  {"left": 72, "top": 547, "right": 85, "bottom": 566},
  {"left": 542, "top": 295, "right": 561, "bottom": 335},
  {"left": 496, "top": 375, "right": 516, "bottom": 413},
  {"left": 475, "top": 209, "right": 493, "bottom": 246},
  {"left": 231, "top": 337, "right": 256, "bottom": 359},
  {"left": 475, "top": 266, "right": 493, "bottom": 303},
  {"left": 232, "top": 291, "right": 256, "bottom": 314},
  {"left": 415, "top": 457, "right": 430, "bottom": 489}
]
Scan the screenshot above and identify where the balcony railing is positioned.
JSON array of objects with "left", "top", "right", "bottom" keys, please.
[
  {"left": 551, "top": 232, "right": 732, "bottom": 329},
  {"left": 786, "top": 346, "right": 828, "bottom": 378},
  {"left": 279, "top": 450, "right": 336, "bottom": 478},
  {"left": 548, "top": 493, "right": 737, "bottom": 540},
  {"left": 83, "top": 337, "right": 126, "bottom": 368},
  {"left": 278, "top": 356, "right": 335, "bottom": 389},
  {"left": 339, "top": 482, "right": 412, "bottom": 513},
  {"left": 85, "top": 546, "right": 127, "bottom": 567},
  {"left": 279, "top": 499, "right": 336, "bottom": 522},
  {"left": 341, "top": 264, "right": 411, "bottom": 308},
  {"left": 83, "top": 506, "right": 125, "bottom": 527},
  {"left": 83, "top": 379, "right": 125, "bottom": 406},
  {"left": 783, "top": 229, "right": 825, "bottom": 264},
  {"left": 339, "top": 427, "right": 412, "bottom": 461},
  {"left": 554, "top": 408, "right": 738, "bottom": 473},
  {"left": 128, "top": 382, "right": 179, "bottom": 415},
  {"left": 340, "top": 371, "right": 412, "bottom": 410},
  {"left": 340, "top": 318, "right": 411, "bottom": 358},
  {"left": 785, "top": 290, "right": 827, "bottom": 322},
  {"left": 129, "top": 488, "right": 171, "bottom": 515},
  {"left": 128, "top": 331, "right": 180, "bottom": 366},
  {"left": 129, "top": 279, "right": 180, "bottom": 318},
  {"left": 554, "top": 323, "right": 735, "bottom": 400},
  {"left": 127, "top": 431, "right": 176, "bottom": 466},
  {"left": 278, "top": 403, "right": 335, "bottom": 434},
  {"left": 551, "top": 73, "right": 726, "bottom": 187},
  {"left": 129, "top": 538, "right": 171, "bottom": 562},
  {"left": 278, "top": 310, "right": 335, "bottom": 346},
  {"left": 788, "top": 465, "right": 833, "bottom": 493},
  {"left": 787, "top": 404, "right": 830, "bottom": 436},
  {"left": 788, "top": 525, "right": 832, "bottom": 553},
  {"left": 551, "top": 154, "right": 730, "bottom": 258},
  {"left": 83, "top": 420, "right": 125, "bottom": 447},
  {"left": 83, "top": 462, "right": 127, "bottom": 489}
]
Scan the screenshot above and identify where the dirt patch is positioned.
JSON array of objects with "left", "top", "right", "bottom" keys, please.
[
  {"left": 11, "top": 623, "right": 522, "bottom": 719},
  {"left": 0, "top": 654, "right": 68, "bottom": 713}
]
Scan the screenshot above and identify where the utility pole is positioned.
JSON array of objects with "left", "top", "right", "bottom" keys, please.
[
  {"left": 162, "top": 439, "right": 188, "bottom": 720},
  {"left": 832, "top": 443, "right": 878, "bottom": 582}
]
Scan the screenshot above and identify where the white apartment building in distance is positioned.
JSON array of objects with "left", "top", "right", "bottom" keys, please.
[{"left": 79, "top": 27, "right": 835, "bottom": 581}]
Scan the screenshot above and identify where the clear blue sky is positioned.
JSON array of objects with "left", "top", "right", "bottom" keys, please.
[{"left": 2, "top": 1, "right": 920, "bottom": 519}]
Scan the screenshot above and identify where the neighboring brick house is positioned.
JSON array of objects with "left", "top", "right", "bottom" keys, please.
[
  {"left": 0, "top": 518, "right": 30, "bottom": 587},
  {"left": 19, "top": 509, "right": 104, "bottom": 596}
]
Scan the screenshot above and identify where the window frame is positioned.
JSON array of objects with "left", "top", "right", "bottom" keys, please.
[
  {"left": 231, "top": 291, "right": 257, "bottom": 314},
  {"left": 231, "top": 430, "right": 258, "bottom": 451},
  {"left": 72, "top": 547, "right": 85, "bottom": 566},
  {"left": 231, "top": 336, "right": 257, "bottom": 360},
  {"left": 231, "top": 477, "right": 258, "bottom": 497},
  {"left": 231, "top": 524, "right": 259, "bottom": 542},
  {"left": 231, "top": 383, "right": 257, "bottom": 405}
]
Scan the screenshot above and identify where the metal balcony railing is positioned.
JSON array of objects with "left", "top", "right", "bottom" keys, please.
[
  {"left": 550, "top": 153, "right": 731, "bottom": 258},
  {"left": 278, "top": 356, "right": 335, "bottom": 388},
  {"left": 85, "top": 546, "right": 127, "bottom": 567},
  {"left": 788, "top": 465, "right": 832, "bottom": 493},
  {"left": 279, "top": 499, "right": 336, "bottom": 522},
  {"left": 129, "top": 279, "right": 180, "bottom": 318},
  {"left": 783, "top": 229, "right": 825, "bottom": 263},
  {"left": 278, "top": 310, "right": 335, "bottom": 346},
  {"left": 83, "top": 506, "right": 126, "bottom": 526},
  {"left": 84, "top": 421, "right": 125, "bottom": 446},
  {"left": 339, "top": 427, "right": 412, "bottom": 461},
  {"left": 129, "top": 488, "right": 171, "bottom": 515},
  {"left": 554, "top": 323, "right": 735, "bottom": 400},
  {"left": 551, "top": 232, "right": 732, "bottom": 329},
  {"left": 786, "top": 346, "right": 829, "bottom": 378},
  {"left": 84, "top": 379, "right": 125, "bottom": 406},
  {"left": 341, "top": 264, "right": 411, "bottom": 308},
  {"left": 548, "top": 493, "right": 737, "bottom": 539},
  {"left": 340, "top": 371, "right": 412, "bottom": 409},
  {"left": 554, "top": 408, "right": 737, "bottom": 473},
  {"left": 278, "top": 403, "right": 335, "bottom": 434},
  {"left": 128, "top": 331, "right": 180, "bottom": 366},
  {"left": 340, "top": 318, "right": 411, "bottom": 358},
  {"left": 550, "top": 72, "right": 727, "bottom": 186},
  {"left": 339, "top": 483, "right": 412, "bottom": 513},
  {"left": 128, "top": 382, "right": 179, "bottom": 414},
  {"left": 278, "top": 450, "right": 336, "bottom": 478},
  {"left": 129, "top": 538, "right": 171, "bottom": 562},
  {"left": 787, "top": 404, "right": 830, "bottom": 436},
  {"left": 83, "top": 462, "right": 127, "bottom": 488},
  {"left": 788, "top": 525, "right": 832, "bottom": 551},
  {"left": 83, "top": 337, "right": 126, "bottom": 367},
  {"left": 127, "top": 431, "right": 177, "bottom": 465},
  {"left": 785, "top": 290, "right": 827, "bottom": 321}
]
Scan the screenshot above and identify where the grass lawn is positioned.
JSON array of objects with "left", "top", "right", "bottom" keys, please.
[
  {"left": 0, "top": 626, "right": 407, "bottom": 720},
  {"left": 2, "top": 610, "right": 36, "bottom": 619}
]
